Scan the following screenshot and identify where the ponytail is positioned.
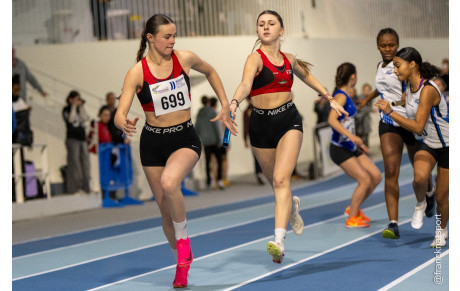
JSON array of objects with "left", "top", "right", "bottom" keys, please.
[
  {"left": 334, "top": 62, "right": 356, "bottom": 92},
  {"left": 420, "top": 62, "right": 441, "bottom": 80},
  {"left": 396, "top": 47, "right": 441, "bottom": 79},
  {"left": 136, "top": 31, "right": 148, "bottom": 62},
  {"left": 296, "top": 58, "right": 312, "bottom": 76}
]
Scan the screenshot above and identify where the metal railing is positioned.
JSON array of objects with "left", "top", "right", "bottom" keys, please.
[{"left": 13, "top": 0, "right": 448, "bottom": 45}]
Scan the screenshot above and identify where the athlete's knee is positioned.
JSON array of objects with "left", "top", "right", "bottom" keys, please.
[
  {"left": 372, "top": 171, "right": 383, "bottom": 186},
  {"left": 161, "top": 176, "right": 180, "bottom": 195},
  {"left": 384, "top": 164, "right": 399, "bottom": 179},
  {"left": 412, "top": 171, "right": 430, "bottom": 187},
  {"left": 272, "top": 174, "right": 290, "bottom": 189},
  {"left": 358, "top": 173, "right": 372, "bottom": 188}
]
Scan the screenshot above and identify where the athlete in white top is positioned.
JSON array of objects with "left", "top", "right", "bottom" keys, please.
[
  {"left": 405, "top": 79, "right": 449, "bottom": 149},
  {"left": 357, "top": 28, "right": 434, "bottom": 240},
  {"left": 376, "top": 47, "right": 449, "bottom": 248}
]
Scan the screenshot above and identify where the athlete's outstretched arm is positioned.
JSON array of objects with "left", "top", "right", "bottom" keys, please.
[
  {"left": 115, "top": 64, "right": 141, "bottom": 136},
  {"left": 228, "top": 53, "right": 261, "bottom": 128},
  {"left": 182, "top": 50, "right": 237, "bottom": 135},
  {"left": 289, "top": 54, "right": 348, "bottom": 118}
]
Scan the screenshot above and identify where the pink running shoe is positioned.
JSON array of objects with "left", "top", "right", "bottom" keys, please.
[
  {"left": 176, "top": 237, "right": 193, "bottom": 267},
  {"left": 172, "top": 264, "right": 190, "bottom": 288}
]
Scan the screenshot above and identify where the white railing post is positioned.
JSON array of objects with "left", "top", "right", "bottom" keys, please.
[
  {"left": 12, "top": 144, "right": 25, "bottom": 203},
  {"left": 40, "top": 144, "right": 51, "bottom": 199}
]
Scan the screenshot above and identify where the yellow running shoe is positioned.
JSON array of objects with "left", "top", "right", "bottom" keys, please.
[{"left": 267, "top": 241, "right": 284, "bottom": 264}]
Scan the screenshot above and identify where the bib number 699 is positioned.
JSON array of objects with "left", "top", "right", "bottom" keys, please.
[{"left": 161, "top": 92, "right": 185, "bottom": 110}]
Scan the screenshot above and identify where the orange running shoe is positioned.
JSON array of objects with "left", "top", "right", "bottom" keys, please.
[
  {"left": 173, "top": 264, "right": 190, "bottom": 288},
  {"left": 344, "top": 206, "right": 371, "bottom": 222},
  {"left": 345, "top": 216, "right": 370, "bottom": 228}
]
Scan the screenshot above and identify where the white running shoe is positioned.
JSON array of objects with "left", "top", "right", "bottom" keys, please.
[
  {"left": 267, "top": 241, "right": 285, "bottom": 264},
  {"left": 431, "top": 228, "right": 448, "bottom": 248},
  {"left": 411, "top": 201, "right": 427, "bottom": 229},
  {"left": 290, "top": 196, "right": 304, "bottom": 235}
]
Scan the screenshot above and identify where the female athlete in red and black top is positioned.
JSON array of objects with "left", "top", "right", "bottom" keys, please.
[
  {"left": 114, "top": 14, "right": 235, "bottom": 288},
  {"left": 228, "top": 10, "right": 347, "bottom": 265}
]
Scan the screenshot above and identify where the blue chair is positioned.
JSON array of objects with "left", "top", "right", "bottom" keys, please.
[{"left": 98, "top": 143, "right": 143, "bottom": 208}]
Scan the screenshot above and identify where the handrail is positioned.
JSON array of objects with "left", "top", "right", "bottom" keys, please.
[
  {"left": 29, "top": 66, "right": 103, "bottom": 102},
  {"left": 28, "top": 66, "right": 145, "bottom": 119}
]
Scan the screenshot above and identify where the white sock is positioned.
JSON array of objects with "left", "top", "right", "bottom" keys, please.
[
  {"left": 274, "top": 228, "right": 286, "bottom": 245},
  {"left": 171, "top": 248, "right": 178, "bottom": 260},
  {"left": 427, "top": 187, "right": 435, "bottom": 197},
  {"left": 390, "top": 220, "right": 398, "bottom": 224},
  {"left": 173, "top": 219, "right": 188, "bottom": 240},
  {"left": 416, "top": 200, "right": 426, "bottom": 207}
]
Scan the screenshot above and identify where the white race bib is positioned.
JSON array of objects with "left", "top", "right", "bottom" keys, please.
[{"left": 150, "top": 75, "right": 191, "bottom": 116}]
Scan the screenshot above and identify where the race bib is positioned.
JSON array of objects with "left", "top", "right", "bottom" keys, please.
[
  {"left": 414, "top": 127, "right": 428, "bottom": 142},
  {"left": 150, "top": 75, "right": 191, "bottom": 116},
  {"left": 342, "top": 117, "right": 356, "bottom": 136}
]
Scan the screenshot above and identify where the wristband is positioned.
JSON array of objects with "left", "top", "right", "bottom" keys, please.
[
  {"left": 386, "top": 109, "right": 393, "bottom": 116},
  {"left": 324, "top": 92, "right": 333, "bottom": 102},
  {"left": 231, "top": 99, "right": 239, "bottom": 107}
]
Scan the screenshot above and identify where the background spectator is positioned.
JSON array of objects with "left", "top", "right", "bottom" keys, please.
[
  {"left": 433, "top": 77, "right": 449, "bottom": 105},
  {"left": 355, "top": 83, "right": 373, "bottom": 147},
  {"left": 314, "top": 93, "right": 331, "bottom": 125},
  {"left": 90, "top": 0, "right": 112, "bottom": 40},
  {"left": 88, "top": 106, "right": 113, "bottom": 153},
  {"left": 209, "top": 97, "right": 231, "bottom": 187},
  {"left": 440, "top": 58, "right": 449, "bottom": 92},
  {"left": 195, "top": 95, "right": 224, "bottom": 190},
  {"left": 62, "top": 90, "right": 91, "bottom": 194},
  {"left": 12, "top": 47, "right": 48, "bottom": 102},
  {"left": 12, "top": 74, "right": 33, "bottom": 146}
]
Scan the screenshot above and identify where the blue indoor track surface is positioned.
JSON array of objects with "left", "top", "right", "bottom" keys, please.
[{"left": 12, "top": 154, "right": 449, "bottom": 290}]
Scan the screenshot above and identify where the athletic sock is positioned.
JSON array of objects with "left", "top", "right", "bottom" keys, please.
[
  {"left": 416, "top": 200, "right": 426, "bottom": 207},
  {"left": 427, "top": 187, "right": 435, "bottom": 197},
  {"left": 274, "top": 228, "right": 286, "bottom": 246},
  {"left": 390, "top": 220, "right": 398, "bottom": 224},
  {"left": 173, "top": 219, "right": 188, "bottom": 240}
]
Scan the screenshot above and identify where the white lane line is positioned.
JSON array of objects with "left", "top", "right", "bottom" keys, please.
[
  {"left": 87, "top": 200, "right": 413, "bottom": 290},
  {"left": 377, "top": 250, "right": 449, "bottom": 291},
  {"left": 223, "top": 218, "right": 413, "bottom": 291},
  {"left": 13, "top": 181, "right": 414, "bottom": 282},
  {"left": 14, "top": 166, "right": 415, "bottom": 281},
  {"left": 13, "top": 178, "right": 370, "bottom": 262}
]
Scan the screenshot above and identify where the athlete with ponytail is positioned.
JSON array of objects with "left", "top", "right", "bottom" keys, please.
[
  {"left": 328, "top": 62, "right": 382, "bottom": 228},
  {"left": 114, "top": 14, "right": 235, "bottom": 288},
  {"left": 228, "top": 10, "right": 347, "bottom": 264},
  {"left": 376, "top": 47, "right": 449, "bottom": 248}
]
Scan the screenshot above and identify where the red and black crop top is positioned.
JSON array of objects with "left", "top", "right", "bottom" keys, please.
[
  {"left": 136, "top": 50, "right": 191, "bottom": 112},
  {"left": 250, "top": 49, "right": 293, "bottom": 97}
]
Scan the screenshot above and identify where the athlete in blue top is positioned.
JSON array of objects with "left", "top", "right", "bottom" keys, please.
[{"left": 328, "top": 63, "right": 382, "bottom": 228}]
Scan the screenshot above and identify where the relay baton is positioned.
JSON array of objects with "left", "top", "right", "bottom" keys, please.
[{"left": 222, "top": 113, "right": 233, "bottom": 147}]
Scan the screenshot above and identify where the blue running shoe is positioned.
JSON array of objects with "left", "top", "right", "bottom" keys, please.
[
  {"left": 425, "top": 187, "right": 436, "bottom": 218},
  {"left": 382, "top": 222, "right": 400, "bottom": 239}
]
